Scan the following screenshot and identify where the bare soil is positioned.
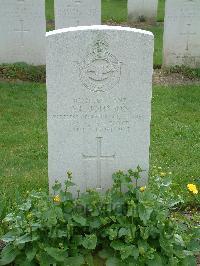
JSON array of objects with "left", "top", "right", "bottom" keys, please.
[{"left": 153, "top": 69, "right": 200, "bottom": 86}]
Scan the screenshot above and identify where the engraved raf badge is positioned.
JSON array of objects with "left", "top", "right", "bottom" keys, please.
[{"left": 79, "top": 38, "right": 122, "bottom": 92}]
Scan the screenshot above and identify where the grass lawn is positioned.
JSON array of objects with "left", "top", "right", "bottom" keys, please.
[{"left": 0, "top": 81, "right": 199, "bottom": 233}]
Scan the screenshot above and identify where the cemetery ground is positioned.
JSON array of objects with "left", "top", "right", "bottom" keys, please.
[
  {"left": 0, "top": 0, "right": 200, "bottom": 264},
  {"left": 0, "top": 81, "right": 200, "bottom": 211},
  {"left": 0, "top": 82, "right": 200, "bottom": 264}
]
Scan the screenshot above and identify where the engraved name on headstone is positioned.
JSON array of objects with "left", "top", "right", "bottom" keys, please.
[
  {"left": 0, "top": 0, "right": 46, "bottom": 65},
  {"left": 46, "top": 26, "right": 154, "bottom": 193},
  {"left": 163, "top": 0, "right": 200, "bottom": 68},
  {"left": 54, "top": 0, "right": 101, "bottom": 29}
]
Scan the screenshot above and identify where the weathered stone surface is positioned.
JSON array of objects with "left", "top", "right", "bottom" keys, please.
[
  {"left": 128, "top": 0, "right": 158, "bottom": 23},
  {"left": 54, "top": 0, "right": 101, "bottom": 29},
  {"left": 163, "top": 0, "right": 200, "bottom": 68},
  {"left": 46, "top": 25, "right": 154, "bottom": 194},
  {"left": 0, "top": 0, "right": 46, "bottom": 65}
]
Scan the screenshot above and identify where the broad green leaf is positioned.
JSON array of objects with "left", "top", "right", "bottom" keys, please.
[
  {"left": 181, "top": 256, "right": 196, "bottom": 266},
  {"left": 174, "top": 234, "right": 185, "bottom": 247},
  {"left": 159, "top": 236, "right": 173, "bottom": 255},
  {"left": 168, "top": 256, "right": 179, "bottom": 266},
  {"left": 110, "top": 241, "right": 125, "bottom": 251},
  {"left": 55, "top": 206, "right": 64, "bottom": 220},
  {"left": 132, "top": 246, "right": 139, "bottom": 260},
  {"left": 118, "top": 228, "right": 128, "bottom": 238},
  {"left": 106, "top": 257, "right": 124, "bottom": 266},
  {"left": 15, "top": 256, "right": 37, "bottom": 266},
  {"left": 57, "top": 229, "right": 68, "bottom": 238},
  {"left": 26, "top": 246, "right": 37, "bottom": 261},
  {"left": 15, "top": 234, "right": 32, "bottom": 245},
  {"left": 19, "top": 201, "right": 32, "bottom": 211},
  {"left": 130, "top": 224, "right": 136, "bottom": 239},
  {"left": 0, "top": 244, "right": 20, "bottom": 266},
  {"left": 82, "top": 234, "right": 97, "bottom": 250},
  {"left": 120, "top": 245, "right": 136, "bottom": 260},
  {"left": 187, "top": 239, "right": 200, "bottom": 252},
  {"left": 1, "top": 232, "right": 16, "bottom": 243},
  {"left": 89, "top": 218, "right": 101, "bottom": 229},
  {"left": 72, "top": 215, "right": 87, "bottom": 226},
  {"left": 98, "top": 248, "right": 114, "bottom": 259},
  {"left": 64, "top": 255, "right": 84, "bottom": 266},
  {"left": 147, "top": 254, "right": 163, "bottom": 266},
  {"left": 138, "top": 204, "right": 153, "bottom": 225},
  {"left": 140, "top": 226, "right": 150, "bottom": 240},
  {"left": 45, "top": 247, "right": 67, "bottom": 262},
  {"left": 37, "top": 251, "right": 55, "bottom": 266},
  {"left": 85, "top": 253, "right": 94, "bottom": 266},
  {"left": 3, "top": 213, "right": 15, "bottom": 223}
]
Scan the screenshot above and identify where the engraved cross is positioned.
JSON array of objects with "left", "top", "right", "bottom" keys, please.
[
  {"left": 14, "top": 19, "right": 29, "bottom": 47},
  {"left": 180, "top": 23, "right": 195, "bottom": 51},
  {"left": 74, "top": 0, "right": 81, "bottom": 25},
  {"left": 82, "top": 137, "right": 115, "bottom": 189}
]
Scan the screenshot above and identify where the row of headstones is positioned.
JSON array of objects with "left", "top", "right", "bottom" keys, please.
[{"left": 0, "top": 0, "right": 199, "bottom": 68}]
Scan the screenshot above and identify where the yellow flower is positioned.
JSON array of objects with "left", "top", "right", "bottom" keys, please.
[
  {"left": 187, "top": 184, "right": 198, "bottom": 194},
  {"left": 53, "top": 195, "right": 61, "bottom": 203},
  {"left": 27, "top": 213, "right": 33, "bottom": 220},
  {"left": 140, "top": 186, "right": 146, "bottom": 192},
  {"left": 160, "top": 172, "right": 166, "bottom": 177}
]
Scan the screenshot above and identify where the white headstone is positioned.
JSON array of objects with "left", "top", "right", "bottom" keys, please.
[
  {"left": 46, "top": 25, "right": 154, "bottom": 193},
  {"left": 54, "top": 0, "right": 101, "bottom": 29},
  {"left": 163, "top": 0, "right": 200, "bottom": 68},
  {"left": 0, "top": 0, "right": 46, "bottom": 65},
  {"left": 128, "top": 0, "right": 158, "bottom": 23}
]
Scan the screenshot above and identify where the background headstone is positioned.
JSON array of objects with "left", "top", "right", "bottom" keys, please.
[
  {"left": 46, "top": 25, "right": 154, "bottom": 193},
  {"left": 54, "top": 0, "right": 101, "bottom": 29},
  {"left": 163, "top": 0, "right": 200, "bottom": 68},
  {"left": 0, "top": 0, "right": 46, "bottom": 65},
  {"left": 128, "top": 0, "right": 158, "bottom": 23}
]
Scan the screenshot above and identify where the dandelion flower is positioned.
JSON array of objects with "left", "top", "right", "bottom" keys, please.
[
  {"left": 160, "top": 172, "right": 166, "bottom": 177},
  {"left": 187, "top": 184, "right": 198, "bottom": 195},
  {"left": 140, "top": 186, "right": 146, "bottom": 192},
  {"left": 53, "top": 195, "right": 61, "bottom": 203}
]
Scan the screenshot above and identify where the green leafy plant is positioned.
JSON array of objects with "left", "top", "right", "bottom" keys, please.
[
  {"left": 164, "top": 65, "right": 200, "bottom": 79},
  {"left": 0, "top": 168, "right": 199, "bottom": 265},
  {"left": 0, "top": 63, "right": 46, "bottom": 83}
]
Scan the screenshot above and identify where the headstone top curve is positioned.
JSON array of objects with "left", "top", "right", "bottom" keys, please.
[{"left": 46, "top": 25, "right": 154, "bottom": 38}]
